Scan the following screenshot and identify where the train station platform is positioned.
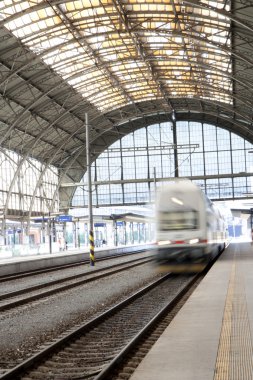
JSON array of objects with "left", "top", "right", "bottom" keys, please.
[
  {"left": 130, "top": 241, "right": 253, "bottom": 380},
  {"left": 0, "top": 243, "right": 154, "bottom": 277}
]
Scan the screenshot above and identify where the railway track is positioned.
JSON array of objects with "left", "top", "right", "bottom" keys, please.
[
  {"left": 0, "top": 271, "right": 204, "bottom": 380},
  {"left": 0, "top": 256, "right": 153, "bottom": 312}
]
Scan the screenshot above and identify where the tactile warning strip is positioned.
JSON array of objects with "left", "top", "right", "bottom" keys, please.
[{"left": 214, "top": 250, "right": 253, "bottom": 380}]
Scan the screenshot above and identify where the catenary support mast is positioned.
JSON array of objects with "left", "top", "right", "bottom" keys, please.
[{"left": 86, "top": 113, "right": 95, "bottom": 266}]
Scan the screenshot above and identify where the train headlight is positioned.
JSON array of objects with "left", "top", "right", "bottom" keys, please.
[
  {"left": 158, "top": 240, "right": 171, "bottom": 245},
  {"left": 189, "top": 238, "right": 199, "bottom": 244}
]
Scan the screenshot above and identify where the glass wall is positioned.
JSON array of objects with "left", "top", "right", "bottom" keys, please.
[
  {"left": 0, "top": 148, "right": 58, "bottom": 214},
  {"left": 72, "top": 121, "right": 253, "bottom": 207}
]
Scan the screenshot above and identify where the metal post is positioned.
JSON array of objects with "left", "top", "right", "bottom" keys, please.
[
  {"left": 77, "top": 219, "right": 80, "bottom": 248},
  {"left": 2, "top": 217, "right": 6, "bottom": 245},
  {"left": 115, "top": 220, "right": 118, "bottom": 246},
  {"left": 172, "top": 112, "right": 179, "bottom": 178},
  {"left": 131, "top": 222, "right": 134, "bottom": 244},
  {"left": 124, "top": 221, "right": 127, "bottom": 245},
  {"left": 63, "top": 222, "right": 67, "bottom": 250},
  {"left": 42, "top": 216, "right": 45, "bottom": 244},
  {"left": 86, "top": 113, "right": 95, "bottom": 266},
  {"left": 153, "top": 167, "right": 157, "bottom": 195},
  {"left": 48, "top": 212, "right": 52, "bottom": 254},
  {"left": 73, "top": 221, "right": 77, "bottom": 248}
]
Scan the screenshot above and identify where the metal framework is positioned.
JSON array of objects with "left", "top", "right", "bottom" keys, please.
[
  {"left": 72, "top": 121, "right": 253, "bottom": 207},
  {"left": 0, "top": 0, "right": 253, "bottom": 213}
]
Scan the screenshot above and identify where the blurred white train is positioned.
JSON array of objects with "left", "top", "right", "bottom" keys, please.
[{"left": 154, "top": 180, "right": 228, "bottom": 272}]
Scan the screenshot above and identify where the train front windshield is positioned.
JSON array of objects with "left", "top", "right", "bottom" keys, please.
[{"left": 158, "top": 210, "right": 198, "bottom": 231}]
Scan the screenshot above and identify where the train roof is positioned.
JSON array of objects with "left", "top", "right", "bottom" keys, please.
[
  {"left": 155, "top": 180, "right": 208, "bottom": 211},
  {"left": 157, "top": 180, "right": 202, "bottom": 194}
]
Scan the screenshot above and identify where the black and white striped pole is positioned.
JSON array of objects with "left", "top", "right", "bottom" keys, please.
[{"left": 85, "top": 113, "right": 95, "bottom": 266}]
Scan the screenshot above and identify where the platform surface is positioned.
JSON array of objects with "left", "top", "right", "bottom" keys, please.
[
  {"left": 130, "top": 242, "right": 253, "bottom": 380},
  {"left": 0, "top": 243, "right": 153, "bottom": 276}
]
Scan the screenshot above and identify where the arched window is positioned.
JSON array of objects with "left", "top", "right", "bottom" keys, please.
[{"left": 72, "top": 121, "right": 253, "bottom": 207}]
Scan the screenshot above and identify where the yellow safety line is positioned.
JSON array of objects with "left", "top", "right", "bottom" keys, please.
[
  {"left": 214, "top": 246, "right": 253, "bottom": 380},
  {"left": 214, "top": 262, "right": 235, "bottom": 380}
]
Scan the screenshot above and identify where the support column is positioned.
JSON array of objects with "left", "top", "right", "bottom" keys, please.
[
  {"left": 2, "top": 218, "right": 6, "bottom": 245},
  {"left": 86, "top": 113, "right": 95, "bottom": 266},
  {"left": 130, "top": 222, "right": 134, "bottom": 244},
  {"left": 42, "top": 217, "right": 46, "bottom": 244},
  {"left": 48, "top": 213, "right": 52, "bottom": 254},
  {"left": 124, "top": 221, "right": 127, "bottom": 245},
  {"left": 172, "top": 111, "right": 179, "bottom": 178},
  {"left": 73, "top": 221, "right": 77, "bottom": 248},
  {"left": 77, "top": 219, "right": 80, "bottom": 248},
  {"left": 114, "top": 220, "right": 118, "bottom": 246}
]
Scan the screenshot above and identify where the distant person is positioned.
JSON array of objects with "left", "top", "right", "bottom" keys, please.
[{"left": 251, "top": 228, "right": 253, "bottom": 244}]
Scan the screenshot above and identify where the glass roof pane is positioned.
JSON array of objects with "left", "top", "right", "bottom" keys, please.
[{"left": 0, "top": 0, "right": 232, "bottom": 111}]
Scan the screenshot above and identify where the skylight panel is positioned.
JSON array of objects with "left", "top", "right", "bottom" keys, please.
[{"left": 1, "top": 0, "right": 232, "bottom": 112}]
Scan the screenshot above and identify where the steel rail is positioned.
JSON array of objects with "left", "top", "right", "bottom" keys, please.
[
  {"left": 0, "top": 257, "right": 153, "bottom": 312},
  {"left": 0, "top": 249, "right": 149, "bottom": 282},
  {"left": 0, "top": 273, "right": 173, "bottom": 380},
  {"left": 94, "top": 272, "right": 202, "bottom": 380}
]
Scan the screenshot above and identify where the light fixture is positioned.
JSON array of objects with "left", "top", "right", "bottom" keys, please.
[
  {"left": 158, "top": 240, "right": 171, "bottom": 245},
  {"left": 171, "top": 197, "right": 183, "bottom": 205}
]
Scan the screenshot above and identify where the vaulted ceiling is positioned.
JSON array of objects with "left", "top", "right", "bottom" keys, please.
[{"left": 0, "top": 0, "right": 253, "bottom": 209}]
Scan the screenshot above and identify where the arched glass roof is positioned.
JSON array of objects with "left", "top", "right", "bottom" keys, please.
[
  {"left": 0, "top": 0, "right": 232, "bottom": 111},
  {"left": 0, "top": 0, "right": 253, "bottom": 212}
]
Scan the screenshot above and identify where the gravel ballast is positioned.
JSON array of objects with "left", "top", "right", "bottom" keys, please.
[{"left": 0, "top": 260, "right": 162, "bottom": 365}]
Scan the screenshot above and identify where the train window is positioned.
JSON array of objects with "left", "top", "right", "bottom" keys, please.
[{"left": 158, "top": 211, "right": 198, "bottom": 230}]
